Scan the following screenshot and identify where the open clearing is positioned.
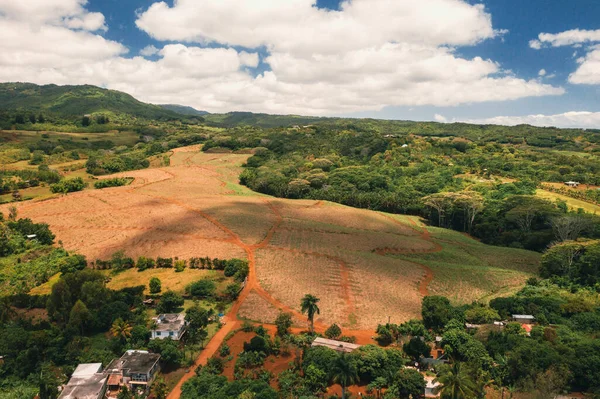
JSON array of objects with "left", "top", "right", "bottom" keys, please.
[
  {"left": 536, "top": 188, "right": 600, "bottom": 214},
  {"left": 2, "top": 145, "right": 538, "bottom": 331}
]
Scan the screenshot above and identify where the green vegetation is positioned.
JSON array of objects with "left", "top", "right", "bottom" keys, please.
[{"left": 94, "top": 177, "right": 133, "bottom": 189}]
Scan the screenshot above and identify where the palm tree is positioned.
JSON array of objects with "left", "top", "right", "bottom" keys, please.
[
  {"left": 110, "top": 318, "right": 132, "bottom": 341},
  {"left": 300, "top": 294, "right": 320, "bottom": 332},
  {"left": 332, "top": 353, "right": 358, "bottom": 399},
  {"left": 435, "top": 362, "right": 477, "bottom": 399}
]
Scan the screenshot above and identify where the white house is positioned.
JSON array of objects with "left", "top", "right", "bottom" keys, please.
[{"left": 151, "top": 313, "right": 187, "bottom": 340}]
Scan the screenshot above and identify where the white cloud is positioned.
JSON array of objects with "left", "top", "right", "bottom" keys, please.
[
  {"left": 139, "top": 45, "right": 159, "bottom": 57},
  {"left": 531, "top": 29, "right": 600, "bottom": 48},
  {"left": 462, "top": 111, "right": 600, "bottom": 129},
  {"left": 538, "top": 69, "right": 546, "bottom": 77},
  {"left": 434, "top": 114, "right": 448, "bottom": 123},
  {"left": 569, "top": 47, "right": 600, "bottom": 85},
  {"left": 0, "top": 0, "right": 565, "bottom": 115},
  {"left": 530, "top": 28, "right": 600, "bottom": 86}
]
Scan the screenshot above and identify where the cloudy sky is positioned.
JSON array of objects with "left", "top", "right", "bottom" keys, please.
[{"left": 1, "top": 0, "right": 600, "bottom": 128}]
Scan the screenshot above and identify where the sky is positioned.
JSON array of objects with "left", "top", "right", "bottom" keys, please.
[{"left": 1, "top": 0, "right": 600, "bottom": 128}]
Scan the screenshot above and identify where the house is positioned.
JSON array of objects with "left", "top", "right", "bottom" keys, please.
[
  {"left": 105, "top": 350, "right": 161, "bottom": 397},
  {"left": 311, "top": 337, "right": 361, "bottom": 353},
  {"left": 424, "top": 376, "right": 441, "bottom": 398},
  {"left": 512, "top": 314, "right": 535, "bottom": 323},
  {"left": 565, "top": 181, "right": 580, "bottom": 188},
  {"left": 151, "top": 313, "right": 187, "bottom": 340},
  {"left": 58, "top": 363, "right": 107, "bottom": 399}
]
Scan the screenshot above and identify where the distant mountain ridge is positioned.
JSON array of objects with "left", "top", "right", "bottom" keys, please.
[
  {"left": 0, "top": 82, "right": 185, "bottom": 120},
  {"left": 159, "top": 104, "right": 209, "bottom": 116}
]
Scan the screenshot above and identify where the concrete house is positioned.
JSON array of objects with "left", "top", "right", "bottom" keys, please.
[
  {"left": 58, "top": 363, "right": 107, "bottom": 399},
  {"left": 512, "top": 314, "right": 535, "bottom": 323},
  {"left": 151, "top": 313, "right": 187, "bottom": 340},
  {"left": 105, "top": 350, "right": 160, "bottom": 397}
]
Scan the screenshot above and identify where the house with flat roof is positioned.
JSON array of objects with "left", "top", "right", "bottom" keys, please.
[
  {"left": 58, "top": 363, "right": 107, "bottom": 399},
  {"left": 151, "top": 313, "right": 187, "bottom": 340},
  {"left": 512, "top": 314, "right": 535, "bottom": 323},
  {"left": 105, "top": 350, "right": 160, "bottom": 397},
  {"left": 311, "top": 337, "right": 361, "bottom": 353}
]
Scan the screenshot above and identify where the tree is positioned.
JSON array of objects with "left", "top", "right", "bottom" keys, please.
[
  {"left": 455, "top": 191, "right": 484, "bottom": 233},
  {"left": 540, "top": 241, "right": 584, "bottom": 280},
  {"left": 388, "top": 367, "right": 426, "bottom": 399},
  {"left": 157, "top": 290, "right": 184, "bottom": 313},
  {"left": 331, "top": 353, "right": 358, "bottom": 399},
  {"left": 153, "top": 377, "right": 168, "bottom": 399},
  {"left": 82, "top": 116, "right": 91, "bottom": 127},
  {"left": 403, "top": 337, "right": 431, "bottom": 361},
  {"left": 186, "top": 279, "right": 216, "bottom": 298},
  {"left": 422, "top": 296, "right": 452, "bottom": 332},
  {"left": 38, "top": 113, "right": 45, "bottom": 123},
  {"left": 423, "top": 193, "right": 453, "bottom": 227},
  {"left": 185, "top": 303, "right": 213, "bottom": 346},
  {"left": 117, "top": 385, "right": 133, "bottom": 399},
  {"left": 550, "top": 215, "right": 590, "bottom": 242},
  {"left": 8, "top": 206, "right": 17, "bottom": 221},
  {"left": 149, "top": 277, "right": 162, "bottom": 294},
  {"left": 300, "top": 294, "right": 320, "bottom": 332},
  {"left": 110, "top": 318, "right": 132, "bottom": 342},
  {"left": 275, "top": 312, "right": 293, "bottom": 336},
  {"left": 325, "top": 323, "right": 342, "bottom": 339},
  {"left": 368, "top": 376, "right": 388, "bottom": 399},
  {"left": 435, "top": 363, "right": 477, "bottom": 399},
  {"left": 68, "top": 299, "right": 91, "bottom": 335}
]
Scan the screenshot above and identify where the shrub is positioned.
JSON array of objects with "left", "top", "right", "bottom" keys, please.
[
  {"left": 149, "top": 277, "right": 162, "bottom": 294},
  {"left": 219, "top": 344, "right": 230, "bottom": 357},
  {"left": 94, "top": 178, "right": 131, "bottom": 189},
  {"left": 186, "top": 279, "right": 216, "bottom": 298},
  {"left": 50, "top": 177, "right": 87, "bottom": 194},
  {"left": 325, "top": 323, "right": 342, "bottom": 339}
]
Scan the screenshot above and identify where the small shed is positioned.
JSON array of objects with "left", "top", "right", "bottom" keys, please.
[
  {"left": 311, "top": 337, "right": 361, "bottom": 353},
  {"left": 565, "top": 181, "right": 580, "bottom": 188}
]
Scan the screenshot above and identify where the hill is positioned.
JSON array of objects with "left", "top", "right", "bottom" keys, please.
[
  {"left": 0, "top": 82, "right": 183, "bottom": 120},
  {"left": 159, "top": 104, "right": 209, "bottom": 116},
  {"left": 7, "top": 146, "right": 539, "bottom": 330}
]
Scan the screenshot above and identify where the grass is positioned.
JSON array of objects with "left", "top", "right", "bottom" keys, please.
[
  {"left": 396, "top": 227, "right": 540, "bottom": 304},
  {"left": 536, "top": 189, "right": 600, "bottom": 214}
]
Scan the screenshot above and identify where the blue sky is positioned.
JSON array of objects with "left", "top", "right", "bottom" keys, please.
[{"left": 2, "top": 0, "right": 600, "bottom": 127}]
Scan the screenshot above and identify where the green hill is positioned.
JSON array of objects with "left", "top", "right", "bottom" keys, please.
[
  {"left": 0, "top": 82, "right": 183, "bottom": 120},
  {"left": 159, "top": 104, "right": 209, "bottom": 116}
]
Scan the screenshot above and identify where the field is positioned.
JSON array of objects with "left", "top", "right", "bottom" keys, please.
[
  {"left": 536, "top": 188, "right": 600, "bottom": 214},
  {"left": 1, "top": 145, "right": 540, "bottom": 331}
]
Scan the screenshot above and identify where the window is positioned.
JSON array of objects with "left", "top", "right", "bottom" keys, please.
[
  {"left": 169, "top": 331, "right": 174, "bottom": 336},
  {"left": 156, "top": 331, "right": 161, "bottom": 336}
]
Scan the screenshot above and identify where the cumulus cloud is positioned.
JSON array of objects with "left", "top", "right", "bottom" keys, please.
[
  {"left": 139, "top": 45, "right": 159, "bottom": 57},
  {"left": 530, "top": 28, "right": 600, "bottom": 86},
  {"left": 462, "top": 111, "right": 600, "bottom": 129},
  {"left": 0, "top": 0, "right": 565, "bottom": 115},
  {"left": 538, "top": 69, "right": 546, "bottom": 77},
  {"left": 530, "top": 29, "right": 600, "bottom": 48},
  {"left": 434, "top": 114, "right": 448, "bottom": 123}
]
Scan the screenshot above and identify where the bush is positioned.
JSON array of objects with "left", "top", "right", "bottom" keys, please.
[
  {"left": 149, "top": 277, "right": 162, "bottom": 294},
  {"left": 50, "top": 178, "right": 87, "bottom": 194},
  {"left": 94, "top": 178, "right": 130, "bottom": 189},
  {"left": 325, "top": 323, "right": 342, "bottom": 339},
  {"left": 219, "top": 344, "right": 230, "bottom": 357},
  {"left": 186, "top": 279, "right": 216, "bottom": 298},
  {"left": 225, "top": 283, "right": 241, "bottom": 300},
  {"left": 136, "top": 256, "right": 155, "bottom": 271}
]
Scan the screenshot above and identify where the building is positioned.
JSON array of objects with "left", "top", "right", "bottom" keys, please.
[
  {"left": 151, "top": 313, "right": 187, "bottom": 340},
  {"left": 512, "top": 314, "right": 535, "bottom": 323},
  {"left": 105, "top": 350, "right": 161, "bottom": 397},
  {"left": 58, "top": 363, "right": 107, "bottom": 399},
  {"left": 565, "top": 181, "right": 580, "bottom": 188},
  {"left": 424, "top": 376, "right": 441, "bottom": 398},
  {"left": 311, "top": 337, "right": 361, "bottom": 353}
]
